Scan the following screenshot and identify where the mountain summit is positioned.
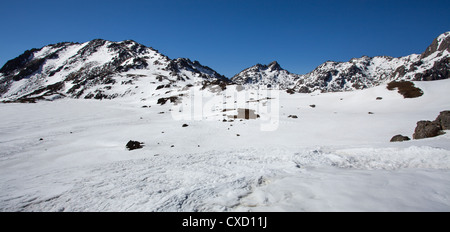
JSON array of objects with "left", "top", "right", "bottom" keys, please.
[{"left": 230, "top": 61, "right": 299, "bottom": 89}]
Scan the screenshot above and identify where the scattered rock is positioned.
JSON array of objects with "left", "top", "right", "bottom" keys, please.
[
  {"left": 368, "top": 112, "right": 374, "bottom": 114},
  {"left": 39, "top": 138, "right": 43, "bottom": 141},
  {"left": 390, "top": 134, "right": 411, "bottom": 142},
  {"left": 171, "top": 145, "right": 174, "bottom": 147},
  {"left": 376, "top": 97, "right": 383, "bottom": 100},
  {"left": 236, "top": 134, "right": 240, "bottom": 136},
  {"left": 126, "top": 140, "right": 144, "bottom": 150},
  {"left": 310, "top": 104, "right": 316, "bottom": 108},
  {"left": 413, "top": 120, "right": 442, "bottom": 139},
  {"left": 288, "top": 115, "right": 298, "bottom": 118},
  {"left": 286, "top": 89, "right": 296, "bottom": 94},
  {"left": 157, "top": 96, "right": 179, "bottom": 105},
  {"left": 182, "top": 124, "right": 189, "bottom": 127}
]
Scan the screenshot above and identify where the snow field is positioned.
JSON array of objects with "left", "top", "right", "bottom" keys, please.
[{"left": 1, "top": 79, "right": 450, "bottom": 211}]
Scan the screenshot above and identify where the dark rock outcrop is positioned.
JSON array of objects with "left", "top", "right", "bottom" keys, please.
[
  {"left": 157, "top": 96, "right": 179, "bottom": 105},
  {"left": 126, "top": 140, "right": 144, "bottom": 150},
  {"left": 413, "top": 121, "right": 442, "bottom": 139},
  {"left": 411, "top": 110, "right": 450, "bottom": 140},
  {"left": 390, "top": 134, "right": 411, "bottom": 142}
]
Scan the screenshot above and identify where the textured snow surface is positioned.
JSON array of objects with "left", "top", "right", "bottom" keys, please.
[{"left": 1, "top": 79, "right": 450, "bottom": 211}]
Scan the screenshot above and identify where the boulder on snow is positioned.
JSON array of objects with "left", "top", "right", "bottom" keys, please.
[
  {"left": 390, "top": 134, "right": 410, "bottom": 142},
  {"left": 126, "top": 140, "right": 144, "bottom": 150},
  {"left": 413, "top": 120, "right": 442, "bottom": 139},
  {"left": 288, "top": 115, "right": 298, "bottom": 118},
  {"left": 157, "top": 96, "right": 179, "bottom": 105},
  {"left": 435, "top": 110, "right": 450, "bottom": 130},
  {"left": 228, "top": 108, "right": 259, "bottom": 120}
]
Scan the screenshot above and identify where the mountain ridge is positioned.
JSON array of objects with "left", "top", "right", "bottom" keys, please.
[
  {"left": 1, "top": 32, "right": 449, "bottom": 101},
  {"left": 0, "top": 39, "right": 228, "bottom": 102}
]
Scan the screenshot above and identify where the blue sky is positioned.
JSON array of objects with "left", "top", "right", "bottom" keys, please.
[{"left": 0, "top": 0, "right": 449, "bottom": 77}]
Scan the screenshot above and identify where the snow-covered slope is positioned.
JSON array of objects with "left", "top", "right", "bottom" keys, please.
[
  {"left": 1, "top": 78, "right": 450, "bottom": 211},
  {"left": 0, "top": 39, "right": 227, "bottom": 102}
]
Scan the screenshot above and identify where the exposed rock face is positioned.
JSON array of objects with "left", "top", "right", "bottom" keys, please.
[
  {"left": 421, "top": 32, "right": 450, "bottom": 59},
  {"left": 390, "top": 134, "right": 411, "bottom": 142},
  {"left": 413, "top": 120, "right": 443, "bottom": 139}
]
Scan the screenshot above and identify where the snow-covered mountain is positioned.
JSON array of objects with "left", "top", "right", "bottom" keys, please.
[
  {"left": 292, "top": 55, "right": 419, "bottom": 93},
  {"left": 0, "top": 32, "right": 449, "bottom": 101},
  {"left": 1, "top": 33, "right": 450, "bottom": 213},
  {"left": 235, "top": 32, "right": 450, "bottom": 93},
  {"left": 0, "top": 39, "right": 227, "bottom": 102},
  {"left": 230, "top": 61, "right": 300, "bottom": 89},
  {"left": 292, "top": 32, "right": 449, "bottom": 93}
]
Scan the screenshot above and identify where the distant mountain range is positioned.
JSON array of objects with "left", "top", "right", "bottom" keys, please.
[
  {"left": 232, "top": 32, "right": 450, "bottom": 92},
  {"left": 0, "top": 32, "right": 449, "bottom": 102}
]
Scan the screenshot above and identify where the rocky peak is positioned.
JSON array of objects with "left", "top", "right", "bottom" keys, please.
[
  {"left": 0, "top": 48, "right": 40, "bottom": 75},
  {"left": 421, "top": 31, "right": 450, "bottom": 58},
  {"left": 268, "top": 61, "right": 282, "bottom": 71},
  {"left": 230, "top": 61, "right": 298, "bottom": 88}
]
